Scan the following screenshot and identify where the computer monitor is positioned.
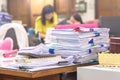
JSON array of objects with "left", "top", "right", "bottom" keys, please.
[{"left": 99, "top": 16, "right": 120, "bottom": 37}]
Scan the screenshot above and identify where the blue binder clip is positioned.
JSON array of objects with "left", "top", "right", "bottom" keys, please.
[
  {"left": 49, "top": 48, "right": 55, "bottom": 54},
  {"left": 87, "top": 49, "right": 92, "bottom": 54},
  {"left": 88, "top": 39, "right": 94, "bottom": 46},
  {"left": 90, "top": 28, "right": 94, "bottom": 32},
  {"left": 94, "top": 32, "right": 100, "bottom": 37}
]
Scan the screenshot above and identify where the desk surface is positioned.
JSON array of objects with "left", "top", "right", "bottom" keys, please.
[
  {"left": 77, "top": 65, "right": 120, "bottom": 80},
  {"left": 0, "top": 62, "right": 97, "bottom": 78}
]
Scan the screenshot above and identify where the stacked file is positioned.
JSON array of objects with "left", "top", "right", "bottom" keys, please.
[
  {"left": 50, "top": 28, "right": 110, "bottom": 63},
  {"left": 0, "top": 12, "right": 13, "bottom": 26},
  {"left": 18, "top": 44, "right": 51, "bottom": 57},
  {"left": 8, "top": 55, "right": 64, "bottom": 69}
]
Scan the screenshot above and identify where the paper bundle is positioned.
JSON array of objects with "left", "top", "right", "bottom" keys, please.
[{"left": 50, "top": 28, "right": 110, "bottom": 63}]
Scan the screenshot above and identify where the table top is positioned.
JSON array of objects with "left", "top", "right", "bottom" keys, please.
[
  {"left": 0, "top": 62, "right": 97, "bottom": 78},
  {"left": 78, "top": 65, "right": 120, "bottom": 72},
  {"left": 77, "top": 65, "right": 120, "bottom": 80}
]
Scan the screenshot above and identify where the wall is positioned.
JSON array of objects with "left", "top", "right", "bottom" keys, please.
[
  {"left": 0, "top": 0, "right": 7, "bottom": 12},
  {"left": 80, "top": 0, "right": 95, "bottom": 22}
]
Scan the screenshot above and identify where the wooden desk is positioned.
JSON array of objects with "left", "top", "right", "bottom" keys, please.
[{"left": 0, "top": 62, "right": 97, "bottom": 80}]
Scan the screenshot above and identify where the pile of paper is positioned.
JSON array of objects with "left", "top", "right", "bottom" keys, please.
[
  {"left": 50, "top": 28, "right": 110, "bottom": 63},
  {"left": 0, "top": 12, "right": 13, "bottom": 26},
  {"left": 9, "top": 44, "right": 74, "bottom": 70}
]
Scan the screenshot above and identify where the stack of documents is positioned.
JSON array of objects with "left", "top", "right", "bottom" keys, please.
[
  {"left": 18, "top": 44, "right": 51, "bottom": 57},
  {"left": 8, "top": 55, "right": 63, "bottom": 68},
  {"left": 2, "top": 55, "right": 74, "bottom": 71},
  {"left": 50, "top": 28, "right": 110, "bottom": 63},
  {"left": 0, "top": 12, "right": 13, "bottom": 26}
]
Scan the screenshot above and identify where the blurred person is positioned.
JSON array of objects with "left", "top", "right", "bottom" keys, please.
[
  {"left": 35, "top": 5, "right": 58, "bottom": 43},
  {"left": 70, "top": 13, "right": 83, "bottom": 24}
]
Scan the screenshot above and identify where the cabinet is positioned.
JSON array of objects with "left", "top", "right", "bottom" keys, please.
[
  {"left": 7, "top": 0, "right": 53, "bottom": 28},
  {"left": 7, "top": 0, "right": 76, "bottom": 27},
  {"left": 56, "top": 0, "right": 76, "bottom": 16},
  {"left": 8, "top": 0, "right": 28, "bottom": 25},
  {"left": 96, "top": 0, "right": 120, "bottom": 18}
]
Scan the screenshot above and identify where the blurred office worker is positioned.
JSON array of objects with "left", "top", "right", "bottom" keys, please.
[{"left": 35, "top": 5, "right": 58, "bottom": 43}]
